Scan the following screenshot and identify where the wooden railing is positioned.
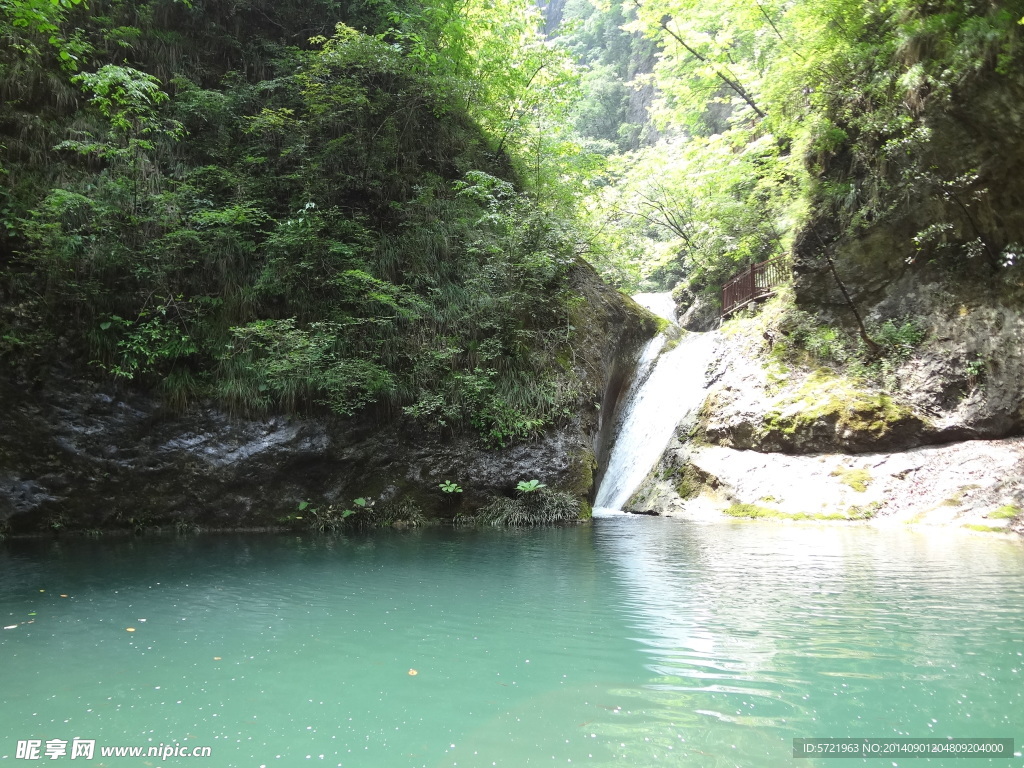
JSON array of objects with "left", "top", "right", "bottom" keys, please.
[{"left": 721, "top": 257, "right": 789, "bottom": 318}]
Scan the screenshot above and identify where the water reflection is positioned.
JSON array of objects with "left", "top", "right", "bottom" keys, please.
[{"left": 595, "top": 517, "right": 1024, "bottom": 765}]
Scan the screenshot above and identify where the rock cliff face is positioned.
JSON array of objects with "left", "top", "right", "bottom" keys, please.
[
  {"left": 618, "top": 323, "right": 1024, "bottom": 534},
  {"left": 618, "top": 296, "right": 1024, "bottom": 534},
  {"left": 0, "top": 261, "right": 656, "bottom": 533},
  {"left": 786, "top": 62, "right": 1024, "bottom": 440}
]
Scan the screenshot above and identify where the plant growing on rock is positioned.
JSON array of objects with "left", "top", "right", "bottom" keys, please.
[{"left": 515, "top": 479, "right": 546, "bottom": 493}]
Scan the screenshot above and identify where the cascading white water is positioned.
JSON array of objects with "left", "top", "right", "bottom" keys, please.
[{"left": 593, "top": 293, "right": 718, "bottom": 514}]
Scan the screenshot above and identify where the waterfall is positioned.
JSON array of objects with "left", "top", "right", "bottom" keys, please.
[
  {"left": 593, "top": 293, "right": 718, "bottom": 514},
  {"left": 632, "top": 291, "right": 678, "bottom": 323}
]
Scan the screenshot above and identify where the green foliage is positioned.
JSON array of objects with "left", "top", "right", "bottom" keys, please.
[
  {"left": 293, "top": 498, "right": 365, "bottom": 533},
  {"left": 0, "top": 0, "right": 89, "bottom": 68},
  {"left": 552, "top": 0, "right": 1024, "bottom": 294},
  {"left": 964, "top": 356, "right": 986, "bottom": 389},
  {"left": 1, "top": 7, "right": 591, "bottom": 447},
  {"left": 292, "top": 495, "right": 426, "bottom": 531},
  {"left": 515, "top": 479, "right": 546, "bottom": 493},
  {"left": 771, "top": 309, "right": 927, "bottom": 389},
  {"left": 439, "top": 481, "right": 463, "bottom": 494},
  {"left": 477, "top": 488, "right": 582, "bottom": 526}
]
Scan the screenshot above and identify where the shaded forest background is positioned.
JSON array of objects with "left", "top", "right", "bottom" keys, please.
[{"left": 3, "top": 0, "right": 1023, "bottom": 442}]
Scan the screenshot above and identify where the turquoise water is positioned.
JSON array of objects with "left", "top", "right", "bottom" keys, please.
[{"left": 1, "top": 518, "right": 1022, "bottom": 767}]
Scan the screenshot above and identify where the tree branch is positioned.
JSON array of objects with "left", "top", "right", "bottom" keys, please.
[{"left": 632, "top": 0, "right": 766, "bottom": 120}]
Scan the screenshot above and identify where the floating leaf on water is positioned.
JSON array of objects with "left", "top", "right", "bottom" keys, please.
[
  {"left": 126, "top": 627, "right": 136, "bottom": 632},
  {"left": 408, "top": 669, "right": 418, "bottom": 676},
  {"left": 213, "top": 657, "right": 222, "bottom": 661},
  {"left": 3, "top": 625, "right": 17, "bottom": 630},
  {"left": 60, "top": 594, "right": 68, "bottom": 598}
]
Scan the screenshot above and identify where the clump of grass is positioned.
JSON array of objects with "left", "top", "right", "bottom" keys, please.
[
  {"left": 174, "top": 519, "right": 201, "bottom": 535},
  {"left": 374, "top": 498, "right": 427, "bottom": 528},
  {"left": 830, "top": 465, "right": 872, "bottom": 492},
  {"left": 304, "top": 504, "right": 349, "bottom": 533},
  {"left": 477, "top": 489, "right": 582, "bottom": 526}
]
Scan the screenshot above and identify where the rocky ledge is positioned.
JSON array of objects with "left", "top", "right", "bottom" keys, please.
[{"left": 627, "top": 436, "right": 1024, "bottom": 535}]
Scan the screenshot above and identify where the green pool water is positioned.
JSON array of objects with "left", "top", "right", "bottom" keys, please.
[{"left": 1, "top": 518, "right": 1022, "bottom": 767}]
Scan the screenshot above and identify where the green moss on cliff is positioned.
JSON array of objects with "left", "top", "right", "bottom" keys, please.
[{"left": 762, "top": 370, "right": 924, "bottom": 443}]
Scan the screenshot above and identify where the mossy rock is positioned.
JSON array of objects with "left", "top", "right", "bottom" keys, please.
[
  {"left": 674, "top": 461, "right": 707, "bottom": 500},
  {"left": 759, "top": 370, "right": 932, "bottom": 453},
  {"left": 564, "top": 448, "right": 598, "bottom": 501},
  {"left": 846, "top": 502, "right": 881, "bottom": 520}
]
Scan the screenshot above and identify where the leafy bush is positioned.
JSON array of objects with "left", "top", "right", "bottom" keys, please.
[{"left": 775, "top": 309, "right": 927, "bottom": 390}]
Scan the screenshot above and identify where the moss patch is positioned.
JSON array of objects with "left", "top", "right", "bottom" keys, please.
[
  {"left": 940, "top": 484, "right": 982, "bottom": 507},
  {"left": 724, "top": 503, "right": 871, "bottom": 522},
  {"left": 963, "top": 523, "right": 1006, "bottom": 533},
  {"left": 846, "top": 502, "right": 882, "bottom": 520},
  {"left": 762, "top": 369, "right": 925, "bottom": 445},
  {"left": 564, "top": 448, "right": 598, "bottom": 500},
  {"left": 988, "top": 505, "right": 1020, "bottom": 520},
  {"left": 830, "top": 465, "right": 872, "bottom": 492},
  {"left": 673, "top": 462, "right": 706, "bottom": 499}
]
